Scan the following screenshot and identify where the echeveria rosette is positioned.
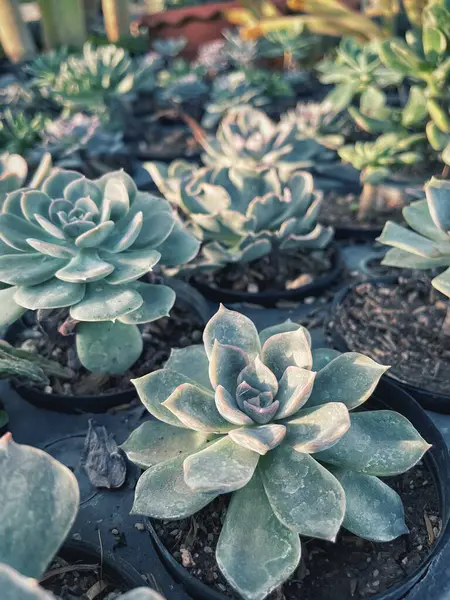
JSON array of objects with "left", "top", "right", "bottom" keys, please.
[
  {"left": 0, "top": 168, "right": 200, "bottom": 374},
  {"left": 377, "top": 177, "right": 450, "bottom": 297},
  {"left": 147, "top": 161, "right": 333, "bottom": 270},
  {"left": 122, "top": 306, "right": 430, "bottom": 600}
]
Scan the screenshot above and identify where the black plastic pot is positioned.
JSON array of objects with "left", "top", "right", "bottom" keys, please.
[
  {"left": 334, "top": 224, "right": 383, "bottom": 241},
  {"left": 144, "top": 380, "right": 450, "bottom": 600},
  {"left": 190, "top": 244, "right": 343, "bottom": 307},
  {"left": 330, "top": 276, "right": 450, "bottom": 414},
  {"left": 49, "top": 540, "right": 146, "bottom": 591}
]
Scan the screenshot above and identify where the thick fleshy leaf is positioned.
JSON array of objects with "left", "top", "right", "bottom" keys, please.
[
  {"left": 0, "top": 254, "right": 66, "bottom": 287},
  {"left": 103, "top": 249, "right": 160, "bottom": 284},
  {"left": 14, "top": 280, "right": 85, "bottom": 310},
  {"left": 382, "top": 248, "right": 450, "bottom": 270},
  {"left": 70, "top": 280, "right": 142, "bottom": 321},
  {"left": 203, "top": 305, "right": 261, "bottom": 360},
  {"left": 216, "top": 470, "right": 301, "bottom": 600},
  {"left": 96, "top": 170, "right": 137, "bottom": 202},
  {"left": 332, "top": 469, "right": 408, "bottom": 542},
  {"left": 376, "top": 221, "right": 441, "bottom": 258},
  {"left": 184, "top": 436, "right": 259, "bottom": 493},
  {"left": 215, "top": 385, "right": 253, "bottom": 425},
  {"left": 0, "top": 435, "right": 79, "bottom": 579},
  {"left": 208, "top": 340, "right": 249, "bottom": 393},
  {"left": 156, "top": 215, "right": 200, "bottom": 266},
  {"left": 0, "top": 287, "right": 26, "bottom": 327},
  {"left": 56, "top": 249, "right": 114, "bottom": 283},
  {"left": 42, "top": 169, "right": 82, "bottom": 199},
  {"left": 285, "top": 403, "right": 350, "bottom": 453},
  {"left": 306, "top": 352, "right": 389, "bottom": 410},
  {"left": 426, "top": 177, "right": 450, "bottom": 233},
  {"left": 163, "top": 383, "right": 231, "bottom": 433},
  {"left": 132, "top": 454, "right": 216, "bottom": 519},
  {"left": 118, "top": 283, "right": 175, "bottom": 324},
  {"left": 76, "top": 321, "right": 143, "bottom": 374},
  {"left": 0, "top": 563, "right": 56, "bottom": 600},
  {"left": 237, "top": 356, "right": 278, "bottom": 396},
  {"left": 261, "top": 328, "right": 312, "bottom": 380},
  {"left": 275, "top": 367, "right": 315, "bottom": 419},
  {"left": 75, "top": 221, "right": 115, "bottom": 249},
  {"left": 312, "top": 348, "right": 341, "bottom": 371},
  {"left": 20, "top": 190, "right": 52, "bottom": 224},
  {"left": 165, "top": 345, "right": 212, "bottom": 391},
  {"left": 0, "top": 214, "right": 56, "bottom": 251},
  {"left": 25, "top": 239, "right": 74, "bottom": 259},
  {"left": 133, "top": 211, "right": 175, "bottom": 250},
  {"left": 403, "top": 199, "right": 450, "bottom": 242},
  {"left": 63, "top": 177, "right": 102, "bottom": 206},
  {"left": 34, "top": 215, "right": 65, "bottom": 240},
  {"left": 104, "top": 179, "right": 130, "bottom": 221},
  {"left": 101, "top": 212, "right": 143, "bottom": 253},
  {"left": 259, "top": 320, "right": 310, "bottom": 346},
  {"left": 261, "top": 444, "right": 345, "bottom": 540},
  {"left": 229, "top": 424, "right": 286, "bottom": 455},
  {"left": 432, "top": 267, "right": 450, "bottom": 298},
  {"left": 121, "top": 420, "right": 212, "bottom": 469},
  {"left": 315, "top": 410, "right": 431, "bottom": 476}
]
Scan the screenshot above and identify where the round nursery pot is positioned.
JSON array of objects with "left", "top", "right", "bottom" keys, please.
[
  {"left": 135, "top": 1, "right": 286, "bottom": 60},
  {"left": 144, "top": 380, "right": 450, "bottom": 600},
  {"left": 43, "top": 540, "right": 146, "bottom": 594},
  {"left": 330, "top": 276, "right": 450, "bottom": 414},
  {"left": 6, "top": 280, "right": 212, "bottom": 414},
  {"left": 190, "top": 244, "right": 343, "bottom": 308}
]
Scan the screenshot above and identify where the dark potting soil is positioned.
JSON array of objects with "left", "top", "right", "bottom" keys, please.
[
  {"left": 194, "top": 248, "right": 334, "bottom": 295},
  {"left": 41, "top": 556, "right": 126, "bottom": 599},
  {"left": 11, "top": 305, "right": 204, "bottom": 397},
  {"left": 331, "top": 275, "right": 450, "bottom": 396},
  {"left": 321, "top": 191, "right": 404, "bottom": 229},
  {"left": 154, "top": 462, "right": 440, "bottom": 600}
]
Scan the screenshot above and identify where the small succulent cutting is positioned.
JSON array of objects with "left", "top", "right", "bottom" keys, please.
[
  {"left": 338, "top": 132, "right": 425, "bottom": 220},
  {"left": 0, "top": 168, "right": 199, "bottom": 374},
  {"left": 378, "top": 177, "right": 450, "bottom": 333},
  {"left": 123, "top": 306, "right": 430, "bottom": 600},
  {"left": 147, "top": 161, "right": 333, "bottom": 270},
  {"left": 0, "top": 434, "right": 165, "bottom": 600}
]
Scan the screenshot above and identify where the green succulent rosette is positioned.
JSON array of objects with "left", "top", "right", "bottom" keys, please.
[{"left": 123, "top": 306, "right": 430, "bottom": 600}]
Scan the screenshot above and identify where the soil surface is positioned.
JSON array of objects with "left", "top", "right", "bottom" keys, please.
[
  {"left": 10, "top": 305, "right": 204, "bottom": 397},
  {"left": 194, "top": 247, "right": 335, "bottom": 295},
  {"left": 41, "top": 556, "right": 126, "bottom": 599},
  {"left": 154, "top": 462, "right": 440, "bottom": 600},
  {"left": 331, "top": 275, "right": 450, "bottom": 396},
  {"left": 321, "top": 190, "right": 404, "bottom": 230}
]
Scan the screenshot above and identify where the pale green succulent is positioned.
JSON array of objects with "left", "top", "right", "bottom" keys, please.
[
  {"left": 258, "top": 22, "right": 322, "bottom": 65},
  {"left": 0, "top": 434, "right": 165, "bottom": 600},
  {"left": 0, "top": 168, "right": 199, "bottom": 374},
  {"left": 318, "top": 38, "right": 402, "bottom": 113},
  {"left": 200, "top": 106, "right": 343, "bottom": 183},
  {"left": 378, "top": 177, "right": 450, "bottom": 297},
  {"left": 0, "top": 154, "right": 28, "bottom": 204},
  {"left": 147, "top": 161, "right": 332, "bottom": 270},
  {"left": 153, "top": 37, "right": 187, "bottom": 58},
  {"left": 123, "top": 306, "right": 430, "bottom": 600}
]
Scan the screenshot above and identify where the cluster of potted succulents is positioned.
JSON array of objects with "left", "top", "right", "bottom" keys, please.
[{"left": 2, "top": 0, "right": 450, "bottom": 599}]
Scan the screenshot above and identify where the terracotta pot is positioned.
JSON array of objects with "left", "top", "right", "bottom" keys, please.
[{"left": 134, "top": 1, "right": 287, "bottom": 60}]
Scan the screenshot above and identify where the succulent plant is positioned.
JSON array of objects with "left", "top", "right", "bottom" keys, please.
[
  {"left": 378, "top": 177, "right": 450, "bottom": 301},
  {"left": 27, "top": 48, "right": 70, "bottom": 91},
  {"left": 153, "top": 37, "right": 187, "bottom": 58},
  {"left": 147, "top": 161, "right": 333, "bottom": 270},
  {"left": 221, "top": 28, "right": 261, "bottom": 69},
  {"left": 156, "top": 57, "right": 208, "bottom": 105},
  {"left": 338, "top": 132, "right": 425, "bottom": 220},
  {"left": 0, "top": 168, "right": 200, "bottom": 374},
  {"left": 258, "top": 22, "right": 322, "bottom": 66},
  {"left": 379, "top": 0, "right": 450, "bottom": 164},
  {"left": 317, "top": 38, "right": 402, "bottom": 113},
  {"left": 280, "top": 101, "right": 345, "bottom": 149},
  {"left": 0, "top": 109, "right": 49, "bottom": 156},
  {"left": 123, "top": 306, "right": 430, "bottom": 600},
  {"left": 0, "top": 74, "right": 35, "bottom": 112},
  {"left": 0, "top": 434, "right": 165, "bottom": 600},
  {"left": 0, "top": 153, "right": 28, "bottom": 203},
  {"left": 0, "top": 340, "right": 72, "bottom": 384}
]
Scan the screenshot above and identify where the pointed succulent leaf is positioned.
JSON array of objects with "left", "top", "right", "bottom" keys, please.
[
  {"left": 275, "top": 367, "right": 316, "bottom": 419},
  {"left": 432, "top": 266, "right": 450, "bottom": 297},
  {"left": 261, "top": 328, "right": 312, "bottom": 380},
  {"left": 332, "top": 469, "right": 408, "bottom": 542},
  {"left": 41, "top": 169, "right": 82, "bottom": 198},
  {"left": 0, "top": 564, "right": 57, "bottom": 600},
  {"left": 103, "top": 250, "right": 161, "bottom": 285},
  {"left": 203, "top": 304, "right": 261, "bottom": 360},
  {"left": 377, "top": 221, "right": 442, "bottom": 258},
  {"left": 165, "top": 345, "right": 212, "bottom": 391},
  {"left": 315, "top": 411, "right": 431, "bottom": 476},
  {"left": 163, "top": 383, "right": 232, "bottom": 433},
  {"left": 216, "top": 470, "right": 301, "bottom": 600},
  {"left": 0, "top": 435, "right": 79, "bottom": 579},
  {"left": 382, "top": 248, "right": 450, "bottom": 269},
  {"left": 184, "top": 436, "right": 259, "bottom": 493},
  {"left": 20, "top": 191, "right": 52, "bottom": 224},
  {"left": 70, "top": 281, "right": 143, "bottom": 321},
  {"left": 261, "top": 444, "right": 345, "bottom": 541},
  {"left": 426, "top": 177, "right": 450, "bottom": 233},
  {"left": 0, "top": 287, "right": 27, "bottom": 327},
  {"left": 306, "top": 352, "right": 389, "bottom": 410},
  {"left": 118, "top": 283, "right": 175, "bottom": 325},
  {"left": 121, "top": 420, "right": 212, "bottom": 469},
  {"left": 209, "top": 340, "right": 249, "bottom": 392},
  {"left": 156, "top": 216, "right": 200, "bottom": 266},
  {"left": 259, "top": 320, "right": 310, "bottom": 346},
  {"left": 25, "top": 239, "right": 74, "bottom": 259},
  {"left": 284, "top": 403, "right": 350, "bottom": 453},
  {"left": 132, "top": 454, "right": 216, "bottom": 519},
  {"left": 215, "top": 385, "right": 254, "bottom": 425},
  {"left": 76, "top": 321, "right": 143, "bottom": 374},
  {"left": 15, "top": 280, "right": 85, "bottom": 310},
  {"left": 236, "top": 356, "right": 278, "bottom": 397},
  {"left": 229, "top": 424, "right": 286, "bottom": 455},
  {"left": 0, "top": 214, "right": 56, "bottom": 252},
  {"left": 56, "top": 250, "right": 114, "bottom": 283},
  {"left": 312, "top": 348, "right": 341, "bottom": 371},
  {"left": 63, "top": 177, "right": 102, "bottom": 206},
  {"left": 75, "top": 221, "right": 115, "bottom": 249},
  {"left": 0, "top": 254, "right": 66, "bottom": 287},
  {"left": 402, "top": 199, "right": 450, "bottom": 242}
]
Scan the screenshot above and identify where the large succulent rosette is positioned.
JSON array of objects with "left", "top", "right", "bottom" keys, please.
[{"left": 123, "top": 306, "right": 430, "bottom": 600}]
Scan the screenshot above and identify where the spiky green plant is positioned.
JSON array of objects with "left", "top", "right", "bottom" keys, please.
[
  {"left": 0, "top": 110, "right": 49, "bottom": 157},
  {"left": 338, "top": 132, "right": 425, "bottom": 220},
  {"left": 317, "top": 38, "right": 402, "bottom": 113},
  {"left": 147, "top": 162, "right": 332, "bottom": 270},
  {"left": 0, "top": 168, "right": 199, "bottom": 374},
  {"left": 122, "top": 305, "right": 430, "bottom": 600}
]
